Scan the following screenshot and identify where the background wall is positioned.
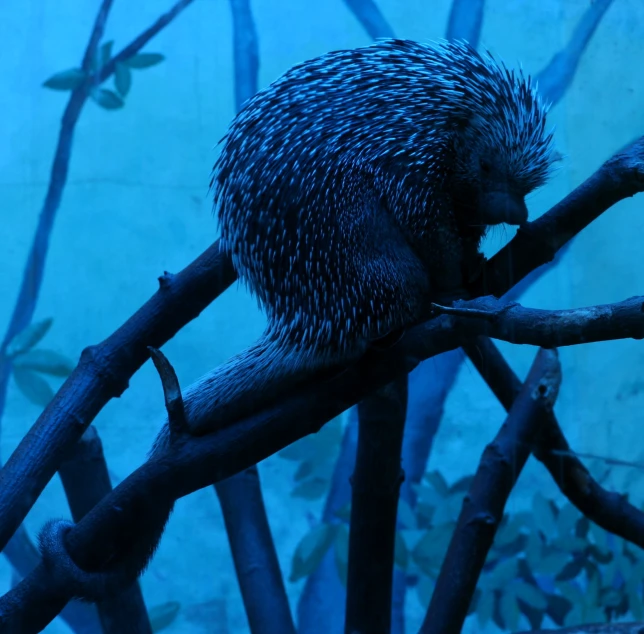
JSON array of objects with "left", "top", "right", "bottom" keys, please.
[{"left": 1, "top": 0, "right": 643, "bottom": 632}]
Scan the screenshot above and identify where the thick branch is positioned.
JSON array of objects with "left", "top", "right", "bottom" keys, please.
[
  {"left": 0, "top": 240, "right": 236, "bottom": 554},
  {"left": 58, "top": 427, "right": 152, "bottom": 634},
  {"left": 464, "top": 336, "right": 644, "bottom": 549},
  {"left": 419, "top": 348, "right": 562, "bottom": 634},
  {"left": 344, "top": 376, "right": 408, "bottom": 634},
  {"left": 213, "top": 4, "right": 295, "bottom": 632},
  {"left": 2, "top": 130, "right": 644, "bottom": 627},
  {"left": 216, "top": 468, "right": 296, "bottom": 634}
]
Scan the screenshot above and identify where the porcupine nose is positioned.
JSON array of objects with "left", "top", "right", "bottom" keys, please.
[{"left": 479, "top": 190, "right": 529, "bottom": 226}]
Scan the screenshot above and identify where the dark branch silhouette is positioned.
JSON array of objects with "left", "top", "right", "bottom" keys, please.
[
  {"left": 345, "top": 376, "right": 408, "bottom": 634},
  {"left": 420, "top": 348, "right": 562, "bottom": 634},
  {"left": 58, "top": 427, "right": 152, "bottom": 633},
  {"left": 212, "top": 2, "right": 296, "bottom": 632},
  {"left": 1, "top": 128, "right": 643, "bottom": 630},
  {"left": 465, "top": 336, "right": 644, "bottom": 549}
]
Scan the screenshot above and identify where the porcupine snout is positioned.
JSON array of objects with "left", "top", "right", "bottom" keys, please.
[{"left": 477, "top": 188, "right": 529, "bottom": 226}]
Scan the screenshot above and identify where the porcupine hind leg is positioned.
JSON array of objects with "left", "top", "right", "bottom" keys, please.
[{"left": 156, "top": 191, "right": 430, "bottom": 442}]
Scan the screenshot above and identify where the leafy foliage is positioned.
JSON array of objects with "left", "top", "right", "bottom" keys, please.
[
  {"left": 42, "top": 40, "right": 165, "bottom": 110},
  {"left": 5, "top": 319, "right": 75, "bottom": 407},
  {"left": 279, "top": 416, "right": 344, "bottom": 501},
  {"left": 407, "top": 474, "right": 644, "bottom": 631},
  {"left": 281, "top": 422, "right": 644, "bottom": 632}
]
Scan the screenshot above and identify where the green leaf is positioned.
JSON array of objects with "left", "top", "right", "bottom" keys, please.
[
  {"left": 291, "top": 477, "right": 328, "bottom": 500},
  {"left": 448, "top": 475, "right": 474, "bottom": 495},
  {"left": 500, "top": 588, "right": 520, "bottom": 630},
  {"left": 494, "top": 516, "right": 524, "bottom": 547},
  {"left": 294, "top": 460, "right": 315, "bottom": 482},
  {"left": 533, "top": 552, "right": 569, "bottom": 576},
  {"left": 7, "top": 319, "right": 53, "bottom": 357},
  {"left": 91, "top": 40, "right": 113, "bottom": 73},
  {"left": 394, "top": 531, "right": 408, "bottom": 570},
  {"left": 334, "top": 523, "right": 349, "bottom": 586},
  {"left": 290, "top": 524, "right": 335, "bottom": 582},
  {"left": 552, "top": 536, "right": 589, "bottom": 553},
  {"left": 90, "top": 88, "right": 124, "bottom": 110},
  {"left": 12, "top": 367, "right": 54, "bottom": 406},
  {"left": 557, "top": 503, "right": 581, "bottom": 537},
  {"left": 525, "top": 528, "right": 543, "bottom": 569},
  {"left": 412, "top": 524, "right": 454, "bottom": 576},
  {"left": 555, "top": 557, "right": 585, "bottom": 581},
  {"left": 629, "top": 586, "right": 644, "bottom": 620},
  {"left": 476, "top": 588, "right": 495, "bottom": 628},
  {"left": 599, "top": 587, "right": 622, "bottom": 608},
  {"left": 124, "top": 53, "right": 165, "bottom": 69},
  {"left": 424, "top": 471, "right": 450, "bottom": 497},
  {"left": 488, "top": 557, "right": 517, "bottom": 590},
  {"left": 13, "top": 349, "right": 75, "bottom": 377},
  {"left": 555, "top": 580, "right": 584, "bottom": 607},
  {"left": 397, "top": 499, "right": 417, "bottom": 529},
  {"left": 415, "top": 574, "right": 434, "bottom": 609},
  {"left": 532, "top": 493, "right": 557, "bottom": 538},
  {"left": 432, "top": 492, "right": 465, "bottom": 525},
  {"left": 513, "top": 581, "right": 548, "bottom": 610},
  {"left": 114, "top": 62, "right": 132, "bottom": 96},
  {"left": 42, "top": 69, "right": 86, "bottom": 91},
  {"left": 149, "top": 601, "right": 181, "bottom": 632}
]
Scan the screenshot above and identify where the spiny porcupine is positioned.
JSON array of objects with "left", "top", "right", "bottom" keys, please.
[
  {"left": 184, "top": 38, "right": 557, "bottom": 432},
  {"left": 36, "top": 39, "right": 557, "bottom": 603}
]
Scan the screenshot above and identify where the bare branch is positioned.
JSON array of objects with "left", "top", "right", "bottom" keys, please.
[
  {"left": 536, "top": 0, "right": 615, "bottom": 106},
  {"left": 445, "top": 0, "right": 485, "bottom": 43},
  {"left": 342, "top": 0, "right": 395, "bottom": 39},
  {"left": 431, "top": 294, "right": 644, "bottom": 347},
  {"left": 99, "top": 0, "right": 197, "bottom": 83},
  {"left": 419, "top": 348, "right": 562, "bottom": 634},
  {"left": 345, "top": 376, "right": 407, "bottom": 634},
  {"left": 58, "top": 427, "right": 152, "bottom": 633},
  {"left": 465, "top": 336, "right": 644, "bottom": 551},
  {"left": 0, "top": 241, "right": 235, "bottom": 554}
]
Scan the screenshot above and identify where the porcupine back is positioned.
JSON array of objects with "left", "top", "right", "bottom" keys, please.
[{"left": 178, "top": 39, "right": 555, "bottom": 432}]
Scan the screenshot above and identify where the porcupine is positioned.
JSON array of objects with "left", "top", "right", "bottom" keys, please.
[
  {"left": 176, "top": 37, "right": 557, "bottom": 435},
  {"left": 38, "top": 39, "right": 557, "bottom": 600}
]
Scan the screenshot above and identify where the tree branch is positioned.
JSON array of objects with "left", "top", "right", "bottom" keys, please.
[
  {"left": 474, "top": 136, "right": 644, "bottom": 299},
  {"left": 445, "top": 0, "right": 485, "bottom": 42},
  {"left": 464, "top": 336, "right": 644, "bottom": 550},
  {"left": 0, "top": 240, "right": 235, "bottom": 554},
  {"left": 2, "top": 131, "right": 644, "bottom": 628},
  {"left": 431, "top": 294, "right": 644, "bottom": 346},
  {"left": 58, "top": 427, "right": 152, "bottom": 634},
  {"left": 344, "top": 376, "right": 408, "bottom": 634},
  {"left": 342, "top": 0, "right": 395, "bottom": 39},
  {"left": 419, "top": 348, "right": 562, "bottom": 634},
  {"left": 536, "top": 0, "right": 615, "bottom": 106}
]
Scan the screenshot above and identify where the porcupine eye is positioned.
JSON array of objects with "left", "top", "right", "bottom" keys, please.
[{"left": 479, "top": 159, "right": 492, "bottom": 174}]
